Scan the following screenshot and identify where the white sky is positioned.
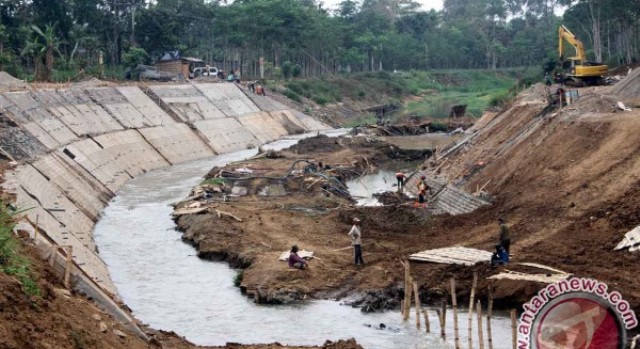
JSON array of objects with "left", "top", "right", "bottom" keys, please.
[{"left": 322, "top": 0, "right": 444, "bottom": 11}]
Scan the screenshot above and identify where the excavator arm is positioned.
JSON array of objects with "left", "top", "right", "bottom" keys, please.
[{"left": 558, "top": 25, "right": 586, "bottom": 62}]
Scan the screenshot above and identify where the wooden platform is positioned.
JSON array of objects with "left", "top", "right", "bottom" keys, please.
[
  {"left": 409, "top": 246, "right": 492, "bottom": 266},
  {"left": 615, "top": 226, "right": 640, "bottom": 252},
  {"left": 488, "top": 270, "right": 570, "bottom": 284}
]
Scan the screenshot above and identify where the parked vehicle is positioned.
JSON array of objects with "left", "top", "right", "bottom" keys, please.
[
  {"left": 125, "top": 65, "right": 177, "bottom": 81},
  {"left": 190, "top": 66, "right": 219, "bottom": 79}
]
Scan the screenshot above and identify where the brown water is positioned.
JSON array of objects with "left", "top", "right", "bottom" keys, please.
[{"left": 94, "top": 131, "right": 513, "bottom": 348}]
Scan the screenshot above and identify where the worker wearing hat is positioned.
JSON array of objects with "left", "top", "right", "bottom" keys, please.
[
  {"left": 348, "top": 217, "right": 364, "bottom": 266},
  {"left": 416, "top": 175, "right": 429, "bottom": 207}
]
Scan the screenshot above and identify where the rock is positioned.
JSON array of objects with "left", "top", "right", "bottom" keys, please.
[
  {"left": 113, "top": 329, "right": 127, "bottom": 338},
  {"left": 53, "top": 288, "right": 71, "bottom": 299},
  {"left": 92, "top": 314, "right": 102, "bottom": 321},
  {"left": 99, "top": 322, "right": 108, "bottom": 333}
]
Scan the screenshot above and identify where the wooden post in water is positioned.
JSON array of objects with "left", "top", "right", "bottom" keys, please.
[
  {"left": 423, "top": 309, "right": 431, "bottom": 333},
  {"left": 468, "top": 272, "right": 478, "bottom": 349},
  {"left": 413, "top": 282, "right": 421, "bottom": 329},
  {"left": 477, "top": 301, "right": 485, "bottom": 349},
  {"left": 487, "top": 287, "right": 494, "bottom": 349},
  {"left": 405, "top": 276, "right": 413, "bottom": 321},
  {"left": 441, "top": 300, "right": 447, "bottom": 339},
  {"left": 64, "top": 246, "right": 73, "bottom": 289},
  {"left": 451, "top": 278, "right": 461, "bottom": 349},
  {"left": 511, "top": 309, "right": 517, "bottom": 349},
  {"left": 403, "top": 261, "right": 412, "bottom": 321}
]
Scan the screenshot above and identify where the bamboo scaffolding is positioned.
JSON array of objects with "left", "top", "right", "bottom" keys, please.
[
  {"left": 477, "top": 301, "right": 485, "bottom": 349},
  {"left": 487, "top": 286, "right": 494, "bottom": 349},
  {"left": 413, "top": 282, "right": 421, "bottom": 329},
  {"left": 451, "top": 278, "right": 460, "bottom": 349},
  {"left": 468, "top": 272, "right": 478, "bottom": 349}
]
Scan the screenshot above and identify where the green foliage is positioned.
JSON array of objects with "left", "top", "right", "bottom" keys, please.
[
  {"left": 291, "top": 64, "right": 302, "bottom": 78},
  {"left": 343, "top": 114, "right": 377, "bottom": 128},
  {"left": 430, "top": 122, "right": 448, "bottom": 132},
  {"left": 0, "top": 204, "right": 40, "bottom": 297},
  {"left": 282, "top": 89, "right": 302, "bottom": 103},
  {"left": 201, "top": 178, "right": 226, "bottom": 186},
  {"left": 282, "top": 61, "right": 293, "bottom": 80},
  {"left": 0, "top": 0, "right": 635, "bottom": 81},
  {"left": 123, "top": 47, "right": 148, "bottom": 69},
  {"left": 233, "top": 270, "right": 244, "bottom": 287}
]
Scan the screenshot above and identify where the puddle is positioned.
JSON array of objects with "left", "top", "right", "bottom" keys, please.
[
  {"left": 93, "top": 130, "right": 512, "bottom": 348},
  {"left": 346, "top": 170, "right": 397, "bottom": 206}
]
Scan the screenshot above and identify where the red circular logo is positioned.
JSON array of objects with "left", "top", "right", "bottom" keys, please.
[{"left": 533, "top": 295, "right": 623, "bottom": 349}]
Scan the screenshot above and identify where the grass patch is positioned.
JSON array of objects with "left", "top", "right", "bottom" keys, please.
[
  {"left": 0, "top": 204, "right": 40, "bottom": 297},
  {"left": 343, "top": 114, "right": 378, "bottom": 128},
  {"left": 201, "top": 178, "right": 226, "bottom": 186},
  {"left": 233, "top": 270, "right": 244, "bottom": 287}
]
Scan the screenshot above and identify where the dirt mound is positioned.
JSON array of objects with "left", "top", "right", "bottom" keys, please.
[
  {"left": 0, "top": 71, "right": 28, "bottom": 90},
  {"left": 289, "top": 135, "right": 343, "bottom": 154},
  {"left": 373, "top": 191, "right": 411, "bottom": 205},
  {"left": 610, "top": 67, "right": 640, "bottom": 106}
]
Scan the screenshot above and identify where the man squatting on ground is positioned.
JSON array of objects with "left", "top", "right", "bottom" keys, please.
[
  {"left": 289, "top": 245, "right": 308, "bottom": 270},
  {"left": 348, "top": 218, "right": 364, "bottom": 265}
]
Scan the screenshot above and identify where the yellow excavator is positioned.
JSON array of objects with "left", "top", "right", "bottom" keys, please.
[{"left": 557, "top": 25, "right": 608, "bottom": 85}]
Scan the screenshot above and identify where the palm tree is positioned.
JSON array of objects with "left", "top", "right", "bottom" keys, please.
[
  {"left": 21, "top": 36, "right": 45, "bottom": 81},
  {"left": 27, "top": 24, "right": 62, "bottom": 81}
]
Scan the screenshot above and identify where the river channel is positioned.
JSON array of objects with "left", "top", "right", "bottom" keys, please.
[{"left": 93, "top": 131, "right": 512, "bottom": 348}]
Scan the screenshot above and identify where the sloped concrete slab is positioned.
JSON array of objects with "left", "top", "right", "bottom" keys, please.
[
  {"left": 194, "top": 117, "right": 259, "bottom": 154},
  {"left": 194, "top": 83, "right": 260, "bottom": 117},
  {"left": 65, "top": 130, "right": 169, "bottom": 192},
  {"left": 139, "top": 124, "right": 215, "bottom": 164},
  {"left": 238, "top": 112, "right": 289, "bottom": 143}
]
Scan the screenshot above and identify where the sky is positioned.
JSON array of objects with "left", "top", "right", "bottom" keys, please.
[{"left": 321, "top": 0, "right": 444, "bottom": 11}]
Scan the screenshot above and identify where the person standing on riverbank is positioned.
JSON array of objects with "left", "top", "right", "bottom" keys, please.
[
  {"left": 395, "top": 171, "right": 407, "bottom": 191},
  {"left": 348, "top": 218, "right": 364, "bottom": 266},
  {"left": 498, "top": 218, "right": 511, "bottom": 255}
]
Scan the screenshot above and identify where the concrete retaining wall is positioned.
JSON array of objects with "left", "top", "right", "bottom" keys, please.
[{"left": 1, "top": 82, "right": 330, "bottom": 308}]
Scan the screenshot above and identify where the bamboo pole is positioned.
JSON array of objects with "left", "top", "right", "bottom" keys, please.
[
  {"left": 48, "top": 244, "right": 57, "bottom": 266},
  {"left": 403, "top": 261, "right": 412, "bottom": 321},
  {"left": 440, "top": 300, "right": 447, "bottom": 340},
  {"left": 451, "top": 278, "right": 460, "bottom": 349},
  {"left": 34, "top": 215, "right": 39, "bottom": 243},
  {"left": 511, "top": 309, "right": 517, "bottom": 349},
  {"left": 413, "top": 281, "right": 421, "bottom": 329},
  {"left": 64, "top": 246, "right": 73, "bottom": 289},
  {"left": 477, "top": 301, "right": 485, "bottom": 349},
  {"left": 405, "top": 276, "right": 413, "bottom": 321},
  {"left": 423, "top": 309, "right": 431, "bottom": 333},
  {"left": 468, "top": 273, "right": 478, "bottom": 349},
  {"left": 487, "top": 287, "right": 494, "bottom": 349}
]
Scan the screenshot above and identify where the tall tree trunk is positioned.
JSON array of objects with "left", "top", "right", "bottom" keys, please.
[
  {"left": 45, "top": 48, "right": 54, "bottom": 81},
  {"left": 588, "top": 0, "right": 603, "bottom": 62}
]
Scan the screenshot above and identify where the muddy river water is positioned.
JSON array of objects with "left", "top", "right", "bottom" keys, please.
[{"left": 94, "top": 131, "right": 512, "bottom": 348}]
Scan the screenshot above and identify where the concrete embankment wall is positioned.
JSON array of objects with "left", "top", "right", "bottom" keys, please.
[{"left": 0, "top": 82, "right": 329, "bottom": 301}]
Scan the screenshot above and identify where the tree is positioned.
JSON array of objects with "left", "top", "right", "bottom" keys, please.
[
  {"left": 30, "top": 24, "right": 63, "bottom": 81},
  {"left": 123, "top": 47, "right": 148, "bottom": 68}
]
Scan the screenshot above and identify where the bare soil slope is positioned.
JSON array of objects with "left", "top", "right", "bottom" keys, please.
[{"left": 429, "top": 81, "right": 640, "bottom": 308}]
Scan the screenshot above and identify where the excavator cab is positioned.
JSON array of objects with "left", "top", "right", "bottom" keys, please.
[{"left": 557, "top": 25, "right": 608, "bottom": 86}]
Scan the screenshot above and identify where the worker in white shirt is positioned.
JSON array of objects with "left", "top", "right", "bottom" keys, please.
[{"left": 348, "top": 217, "right": 364, "bottom": 265}]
